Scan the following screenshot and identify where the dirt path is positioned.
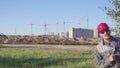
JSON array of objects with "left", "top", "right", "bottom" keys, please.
[{"left": 0, "top": 44, "right": 95, "bottom": 51}]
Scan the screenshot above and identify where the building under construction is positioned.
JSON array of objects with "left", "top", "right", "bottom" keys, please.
[{"left": 69, "top": 27, "right": 94, "bottom": 38}]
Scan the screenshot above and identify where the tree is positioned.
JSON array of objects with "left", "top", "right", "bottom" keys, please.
[{"left": 104, "top": 0, "right": 120, "bottom": 37}]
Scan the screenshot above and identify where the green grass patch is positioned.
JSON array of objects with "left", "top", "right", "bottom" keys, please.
[{"left": 0, "top": 48, "right": 95, "bottom": 68}]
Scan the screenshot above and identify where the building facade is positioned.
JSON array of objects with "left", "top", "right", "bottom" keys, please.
[
  {"left": 69, "top": 27, "right": 94, "bottom": 38},
  {"left": 59, "top": 32, "right": 69, "bottom": 38},
  {"left": 94, "top": 29, "right": 99, "bottom": 38}
]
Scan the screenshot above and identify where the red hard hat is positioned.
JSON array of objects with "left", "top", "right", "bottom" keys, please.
[{"left": 97, "top": 22, "right": 109, "bottom": 33}]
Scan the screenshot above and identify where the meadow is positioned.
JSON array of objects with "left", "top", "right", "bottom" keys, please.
[{"left": 0, "top": 47, "right": 95, "bottom": 68}]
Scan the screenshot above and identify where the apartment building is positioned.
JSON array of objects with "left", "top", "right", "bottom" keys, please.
[{"left": 69, "top": 27, "right": 94, "bottom": 38}]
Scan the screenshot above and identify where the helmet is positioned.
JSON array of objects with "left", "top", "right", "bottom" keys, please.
[{"left": 97, "top": 22, "right": 109, "bottom": 33}]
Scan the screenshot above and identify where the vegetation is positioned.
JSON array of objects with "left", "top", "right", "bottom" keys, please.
[
  {"left": 0, "top": 48, "right": 95, "bottom": 68},
  {"left": 35, "top": 39, "right": 97, "bottom": 45},
  {"left": 104, "top": 0, "right": 120, "bottom": 37},
  {"left": 3, "top": 37, "right": 98, "bottom": 45}
]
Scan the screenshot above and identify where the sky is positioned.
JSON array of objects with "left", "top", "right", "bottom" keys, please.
[{"left": 0, "top": 0, "right": 114, "bottom": 35}]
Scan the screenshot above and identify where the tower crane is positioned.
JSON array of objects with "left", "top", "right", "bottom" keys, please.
[
  {"left": 28, "top": 23, "right": 35, "bottom": 35},
  {"left": 39, "top": 23, "right": 57, "bottom": 35},
  {"left": 56, "top": 20, "right": 59, "bottom": 35},
  {"left": 63, "top": 21, "right": 72, "bottom": 32},
  {"left": 77, "top": 17, "right": 89, "bottom": 28}
]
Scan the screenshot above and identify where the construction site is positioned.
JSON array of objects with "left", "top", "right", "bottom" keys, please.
[{"left": 0, "top": 20, "right": 100, "bottom": 45}]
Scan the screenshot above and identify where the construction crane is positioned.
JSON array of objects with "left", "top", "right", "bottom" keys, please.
[
  {"left": 28, "top": 23, "right": 34, "bottom": 35},
  {"left": 56, "top": 20, "right": 59, "bottom": 35},
  {"left": 14, "top": 28, "right": 16, "bottom": 35},
  {"left": 63, "top": 21, "right": 71, "bottom": 32},
  {"left": 64, "top": 21, "right": 66, "bottom": 32},
  {"left": 86, "top": 16, "right": 89, "bottom": 28},
  {"left": 77, "top": 17, "right": 89, "bottom": 28},
  {"left": 77, "top": 22, "right": 81, "bottom": 28},
  {"left": 77, "top": 19, "right": 85, "bottom": 28},
  {"left": 39, "top": 23, "right": 57, "bottom": 35}
]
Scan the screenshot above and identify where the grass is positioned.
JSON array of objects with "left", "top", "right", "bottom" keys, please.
[{"left": 0, "top": 47, "right": 95, "bottom": 68}]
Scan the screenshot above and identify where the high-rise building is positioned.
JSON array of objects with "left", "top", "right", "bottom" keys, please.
[{"left": 69, "top": 27, "right": 94, "bottom": 38}]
